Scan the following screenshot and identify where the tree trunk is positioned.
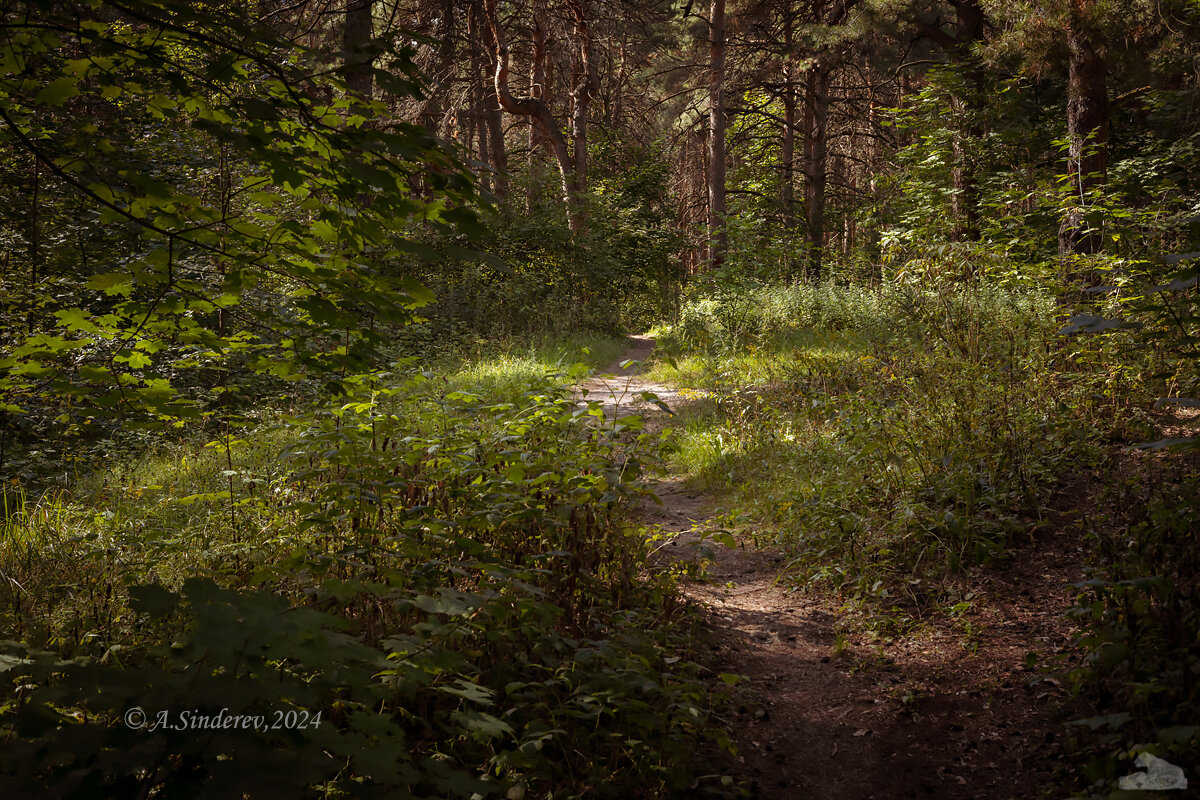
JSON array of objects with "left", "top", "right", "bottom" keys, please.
[
  {"left": 612, "top": 29, "right": 628, "bottom": 127},
  {"left": 568, "top": 0, "right": 598, "bottom": 229},
  {"left": 781, "top": 9, "right": 796, "bottom": 231},
  {"left": 485, "top": 92, "right": 508, "bottom": 197},
  {"left": 468, "top": 5, "right": 491, "bottom": 193},
  {"left": 342, "top": 0, "right": 374, "bottom": 99},
  {"left": 781, "top": 79, "right": 795, "bottom": 226},
  {"left": 917, "top": 0, "right": 985, "bottom": 241},
  {"left": 526, "top": 11, "right": 550, "bottom": 211},
  {"left": 417, "top": 0, "right": 455, "bottom": 134},
  {"left": 484, "top": 0, "right": 580, "bottom": 232},
  {"left": 803, "top": 63, "right": 830, "bottom": 280},
  {"left": 472, "top": 0, "right": 506, "bottom": 196},
  {"left": 707, "top": 0, "right": 727, "bottom": 269},
  {"left": 1058, "top": 19, "right": 1109, "bottom": 257},
  {"left": 950, "top": 0, "right": 984, "bottom": 242},
  {"left": 844, "top": 173, "right": 856, "bottom": 257}
]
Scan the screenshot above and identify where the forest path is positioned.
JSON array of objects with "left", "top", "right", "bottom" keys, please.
[
  {"left": 574, "top": 334, "right": 692, "bottom": 418},
  {"left": 590, "top": 336, "right": 1088, "bottom": 800}
]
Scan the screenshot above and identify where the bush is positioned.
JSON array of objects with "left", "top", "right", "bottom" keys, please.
[{"left": 0, "top": 367, "right": 726, "bottom": 798}]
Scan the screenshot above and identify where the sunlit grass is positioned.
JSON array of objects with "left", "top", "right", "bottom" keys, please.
[
  {"left": 649, "top": 280, "right": 1107, "bottom": 603},
  {"left": 440, "top": 333, "right": 627, "bottom": 402},
  {"left": 0, "top": 330, "right": 635, "bottom": 654},
  {"left": 645, "top": 328, "right": 869, "bottom": 387}
]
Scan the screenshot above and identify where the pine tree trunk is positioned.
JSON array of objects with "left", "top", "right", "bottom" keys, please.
[
  {"left": 568, "top": 0, "right": 598, "bottom": 231},
  {"left": 707, "top": 0, "right": 727, "bottom": 269},
  {"left": 417, "top": 0, "right": 454, "bottom": 134},
  {"left": 342, "top": 0, "right": 373, "bottom": 98},
  {"left": 782, "top": 80, "right": 796, "bottom": 225},
  {"left": 1059, "top": 20, "right": 1109, "bottom": 257},
  {"left": 803, "top": 63, "right": 830, "bottom": 281},
  {"left": 527, "top": 10, "right": 549, "bottom": 212},
  {"left": 950, "top": 0, "right": 984, "bottom": 242},
  {"left": 485, "top": 92, "right": 508, "bottom": 197},
  {"left": 468, "top": 7, "right": 491, "bottom": 193}
]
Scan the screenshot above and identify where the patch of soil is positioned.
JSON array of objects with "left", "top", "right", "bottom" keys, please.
[
  {"left": 575, "top": 335, "right": 695, "bottom": 418},
  {"left": 603, "top": 337, "right": 1094, "bottom": 799},
  {"left": 677, "top": 510, "right": 1089, "bottom": 800}
]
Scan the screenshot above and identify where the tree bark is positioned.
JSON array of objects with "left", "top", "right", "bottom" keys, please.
[
  {"left": 796, "top": 0, "right": 854, "bottom": 280},
  {"left": 342, "top": 0, "right": 374, "bottom": 99},
  {"left": 472, "top": 0, "right": 506, "bottom": 196},
  {"left": 916, "top": 0, "right": 985, "bottom": 241},
  {"left": 417, "top": 0, "right": 455, "bottom": 135},
  {"left": 781, "top": 79, "right": 795, "bottom": 226},
  {"left": 468, "top": 3, "right": 491, "bottom": 192},
  {"left": 803, "top": 62, "right": 830, "bottom": 280},
  {"left": 950, "top": 0, "right": 984, "bottom": 242},
  {"left": 568, "top": 0, "right": 598, "bottom": 216},
  {"left": 708, "top": 0, "right": 727, "bottom": 269},
  {"left": 1058, "top": 17, "right": 1109, "bottom": 257},
  {"left": 781, "top": 9, "right": 796, "bottom": 230},
  {"left": 484, "top": 92, "right": 508, "bottom": 197},
  {"left": 527, "top": 8, "right": 550, "bottom": 212}
]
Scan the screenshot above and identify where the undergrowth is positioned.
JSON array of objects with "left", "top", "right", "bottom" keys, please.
[
  {"left": 649, "top": 279, "right": 1144, "bottom": 611},
  {"left": 0, "top": 348, "right": 730, "bottom": 799},
  {"left": 1064, "top": 457, "right": 1200, "bottom": 798}
]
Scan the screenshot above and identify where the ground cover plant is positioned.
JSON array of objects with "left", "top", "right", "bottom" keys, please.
[
  {"left": 3, "top": 0, "right": 1200, "bottom": 798},
  {"left": 648, "top": 279, "right": 1112, "bottom": 603},
  {"left": 645, "top": 266, "right": 1200, "bottom": 796},
  {"left": 0, "top": 346, "right": 726, "bottom": 798}
]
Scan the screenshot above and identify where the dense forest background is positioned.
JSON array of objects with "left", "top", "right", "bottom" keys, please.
[{"left": 1, "top": 0, "right": 1199, "bottom": 797}]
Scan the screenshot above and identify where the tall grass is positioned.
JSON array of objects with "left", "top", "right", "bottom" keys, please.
[
  {"left": 0, "top": 331, "right": 632, "bottom": 654},
  {"left": 651, "top": 280, "right": 1131, "bottom": 608},
  {"left": 0, "top": 330, "right": 723, "bottom": 798}
]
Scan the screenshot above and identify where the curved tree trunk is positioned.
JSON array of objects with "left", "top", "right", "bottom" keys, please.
[
  {"left": 476, "top": 1, "right": 506, "bottom": 196},
  {"left": 483, "top": 0, "right": 580, "bottom": 232}
]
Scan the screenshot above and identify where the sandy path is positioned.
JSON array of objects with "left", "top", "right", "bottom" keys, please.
[{"left": 574, "top": 335, "right": 698, "bottom": 418}]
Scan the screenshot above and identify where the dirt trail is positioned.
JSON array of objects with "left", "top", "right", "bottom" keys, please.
[
  {"left": 575, "top": 335, "right": 697, "bottom": 418},
  {"left": 592, "top": 337, "right": 1088, "bottom": 800}
]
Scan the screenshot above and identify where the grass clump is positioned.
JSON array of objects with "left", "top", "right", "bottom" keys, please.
[{"left": 650, "top": 279, "right": 1127, "bottom": 607}]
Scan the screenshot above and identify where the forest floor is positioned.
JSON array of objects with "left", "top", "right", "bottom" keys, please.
[{"left": 588, "top": 336, "right": 1094, "bottom": 800}]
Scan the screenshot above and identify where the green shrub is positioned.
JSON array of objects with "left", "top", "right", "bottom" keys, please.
[{"left": 0, "top": 366, "right": 726, "bottom": 798}]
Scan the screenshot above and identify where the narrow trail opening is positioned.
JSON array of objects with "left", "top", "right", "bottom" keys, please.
[{"left": 588, "top": 335, "right": 1089, "bottom": 800}]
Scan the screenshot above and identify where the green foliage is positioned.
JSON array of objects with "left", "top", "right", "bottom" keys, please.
[
  {"left": 398, "top": 133, "right": 678, "bottom": 347},
  {"left": 0, "top": 0, "right": 479, "bottom": 482},
  {"left": 881, "top": 68, "right": 1063, "bottom": 274},
  {"left": 1066, "top": 469, "right": 1200, "bottom": 796},
  {"left": 0, "top": 364, "right": 727, "bottom": 798},
  {"left": 650, "top": 278, "right": 1114, "bottom": 606}
]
